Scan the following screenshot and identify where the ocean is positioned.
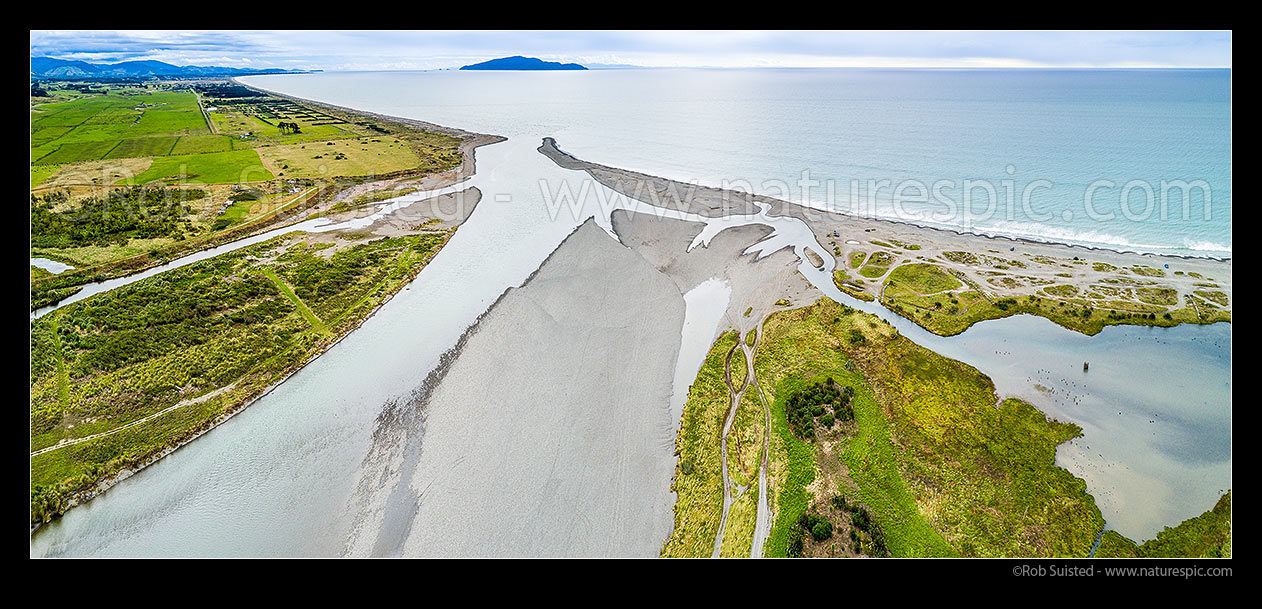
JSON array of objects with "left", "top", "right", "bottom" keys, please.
[
  {"left": 246, "top": 68, "right": 1231, "bottom": 257},
  {"left": 29, "top": 69, "right": 1230, "bottom": 556}
]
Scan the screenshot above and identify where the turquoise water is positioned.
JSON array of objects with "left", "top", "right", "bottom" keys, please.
[
  {"left": 247, "top": 69, "right": 1231, "bottom": 257},
  {"left": 29, "top": 70, "right": 1230, "bottom": 556}
]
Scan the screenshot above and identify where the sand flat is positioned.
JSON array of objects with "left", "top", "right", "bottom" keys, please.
[{"left": 378, "top": 220, "right": 685, "bottom": 557}]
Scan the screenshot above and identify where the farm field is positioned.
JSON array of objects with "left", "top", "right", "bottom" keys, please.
[
  {"left": 120, "top": 149, "right": 274, "bottom": 184},
  {"left": 256, "top": 137, "right": 422, "bottom": 178},
  {"left": 31, "top": 78, "right": 466, "bottom": 313},
  {"left": 32, "top": 81, "right": 463, "bottom": 189},
  {"left": 31, "top": 88, "right": 209, "bottom": 167}
]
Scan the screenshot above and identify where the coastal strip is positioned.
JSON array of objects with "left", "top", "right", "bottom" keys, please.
[
  {"left": 30, "top": 91, "right": 504, "bottom": 531},
  {"left": 538, "top": 138, "right": 1230, "bottom": 337}
]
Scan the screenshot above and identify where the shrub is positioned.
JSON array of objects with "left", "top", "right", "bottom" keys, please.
[{"left": 811, "top": 519, "right": 833, "bottom": 541}]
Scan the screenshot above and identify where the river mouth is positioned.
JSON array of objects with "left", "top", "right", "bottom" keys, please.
[{"left": 31, "top": 71, "right": 1230, "bottom": 556}]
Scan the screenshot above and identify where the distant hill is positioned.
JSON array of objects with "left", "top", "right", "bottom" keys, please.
[
  {"left": 459, "top": 56, "right": 587, "bottom": 71},
  {"left": 30, "top": 57, "right": 305, "bottom": 79}
]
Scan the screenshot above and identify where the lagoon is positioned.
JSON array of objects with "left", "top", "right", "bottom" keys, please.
[{"left": 30, "top": 69, "right": 1230, "bottom": 555}]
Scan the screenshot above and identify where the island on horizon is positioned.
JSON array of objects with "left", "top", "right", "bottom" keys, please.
[{"left": 459, "top": 56, "right": 587, "bottom": 71}]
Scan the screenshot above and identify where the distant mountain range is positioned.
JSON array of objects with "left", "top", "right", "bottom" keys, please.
[
  {"left": 30, "top": 57, "right": 308, "bottom": 79},
  {"left": 459, "top": 56, "right": 587, "bottom": 71}
]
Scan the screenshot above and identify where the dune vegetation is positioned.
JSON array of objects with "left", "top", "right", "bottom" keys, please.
[
  {"left": 665, "top": 296, "right": 1232, "bottom": 557},
  {"left": 1094, "top": 492, "right": 1231, "bottom": 558},
  {"left": 30, "top": 229, "right": 451, "bottom": 527}
]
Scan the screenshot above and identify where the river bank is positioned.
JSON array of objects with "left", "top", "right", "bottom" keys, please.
[
  {"left": 30, "top": 94, "right": 504, "bottom": 531},
  {"left": 540, "top": 138, "right": 1231, "bottom": 337},
  {"left": 30, "top": 80, "right": 501, "bottom": 315},
  {"left": 33, "top": 76, "right": 1228, "bottom": 555},
  {"left": 535, "top": 137, "right": 1229, "bottom": 552}
]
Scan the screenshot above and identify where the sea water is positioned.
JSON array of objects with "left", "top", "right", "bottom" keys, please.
[
  {"left": 244, "top": 69, "right": 1231, "bottom": 257},
  {"left": 30, "top": 69, "right": 1230, "bottom": 556}
]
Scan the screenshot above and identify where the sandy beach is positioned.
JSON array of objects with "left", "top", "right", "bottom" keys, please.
[{"left": 541, "top": 138, "right": 1231, "bottom": 332}]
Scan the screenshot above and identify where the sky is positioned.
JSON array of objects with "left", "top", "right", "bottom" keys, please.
[{"left": 30, "top": 30, "right": 1232, "bottom": 71}]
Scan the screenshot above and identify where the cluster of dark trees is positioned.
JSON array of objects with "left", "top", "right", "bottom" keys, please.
[
  {"left": 1107, "top": 311, "right": 1167, "bottom": 321},
  {"left": 785, "top": 378, "right": 855, "bottom": 440},
  {"left": 832, "top": 494, "right": 889, "bottom": 556},
  {"left": 785, "top": 494, "right": 891, "bottom": 558},
  {"left": 61, "top": 82, "right": 108, "bottom": 92},
  {"left": 229, "top": 188, "right": 265, "bottom": 202},
  {"left": 994, "top": 297, "right": 1019, "bottom": 311},
  {"left": 277, "top": 121, "right": 302, "bottom": 134},
  {"left": 786, "top": 512, "right": 832, "bottom": 556},
  {"left": 191, "top": 82, "right": 267, "bottom": 98},
  {"left": 30, "top": 187, "right": 205, "bottom": 248}
]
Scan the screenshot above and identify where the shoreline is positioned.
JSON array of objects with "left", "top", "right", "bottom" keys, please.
[
  {"left": 540, "top": 138, "right": 1230, "bottom": 337},
  {"left": 237, "top": 76, "right": 1228, "bottom": 261},
  {"left": 33, "top": 81, "right": 1230, "bottom": 552},
  {"left": 31, "top": 225, "right": 465, "bottom": 537},
  {"left": 31, "top": 87, "right": 505, "bottom": 317},
  {"left": 232, "top": 76, "right": 506, "bottom": 185},
  {"left": 29, "top": 91, "right": 503, "bottom": 534},
  {"left": 540, "top": 138, "right": 1231, "bottom": 263}
]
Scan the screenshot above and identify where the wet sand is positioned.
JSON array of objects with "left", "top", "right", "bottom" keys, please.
[
  {"left": 542, "top": 138, "right": 1231, "bottom": 317},
  {"left": 346, "top": 220, "right": 685, "bottom": 556}
]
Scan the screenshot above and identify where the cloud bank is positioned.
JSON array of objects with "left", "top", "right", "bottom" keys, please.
[{"left": 30, "top": 30, "right": 1232, "bottom": 71}]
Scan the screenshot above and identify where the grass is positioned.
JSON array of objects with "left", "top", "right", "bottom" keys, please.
[
  {"left": 726, "top": 375, "right": 762, "bottom": 489},
  {"left": 32, "top": 88, "right": 208, "bottom": 165},
  {"left": 32, "top": 79, "right": 465, "bottom": 307},
  {"left": 880, "top": 261, "right": 1229, "bottom": 337},
  {"left": 1194, "top": 290, "right": 1229, "bottom": 307},
  {"left": 858, "top": 250, "right": 895, "bottom": 278},
  {"left": 1095, "top": 492, "right": 1231, "bottom": 558},
  {"left": 763, "top": 373, "right": 820, "bottom": 557},
  {"left": 717, "top": 377, "right": 765, "bottom": 556},
  {"left": 170, "top": 135, "right": 235, "bottom": 155},
  {"left": 886, "top": 262, "right": 960, "bottom": 294},
  {"left": 662, "top": 331, "right": 736, "bottom": 557},
  {"left": 29, "top": 230, "right": 450, "bottom": 526},
  {"left": 750, "top": 298, "right": 1107, "bottom": 556},
  {"left": 256, "top": 138, "right": 426, "bottom": 179},
  {"left": 103, "top": 136, "right": 178, "bottom": 159},
  {"left": 120, "top": 149, "right": 274, "bottom": 184},
  {"left": 33, "top": 237, "right": 177, "bottom": 268},
  {"left": 833, "top": 269, "right": 875, "bottom": 302},
  {"left": 755, "top": 303, "right": 954, "bottom": 557},
  {"left": 1135, "top": 287, "right": 1178, "bottom": 306},
  {"left": 31, "top": 164, "right": 60, "bottom": 188},
  {"left": 213, "top": 197, "right": 263, "bottom": 231},
  {"left": 260, "top": 268, "right": 329, "bottom": 335},
  {"left": 718, "top": 485, "right": 759, "bottom": 557},
  {"left": 729, "top": 345, "right": 747, "bottom": 392},
  {"left": 859, "top": 265, "right": 889, "bottom": 279}
]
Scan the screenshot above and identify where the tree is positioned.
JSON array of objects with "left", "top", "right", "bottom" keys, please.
[{"left": 811, "top": 519, "right": 833, "bottom": 541}]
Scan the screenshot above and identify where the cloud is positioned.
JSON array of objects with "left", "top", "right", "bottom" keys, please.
[{"left": 29, "top": 30, "right": 1232, "bottom": 70}]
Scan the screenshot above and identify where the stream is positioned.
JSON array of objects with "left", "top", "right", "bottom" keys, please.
[{"left": 31, "top": 122, "right": 1229, "bottom": 556}]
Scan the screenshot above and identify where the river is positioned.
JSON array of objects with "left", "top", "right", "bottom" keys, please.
[{"left": 30, "top": 70, "right": 1229, "bottom": 555}]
